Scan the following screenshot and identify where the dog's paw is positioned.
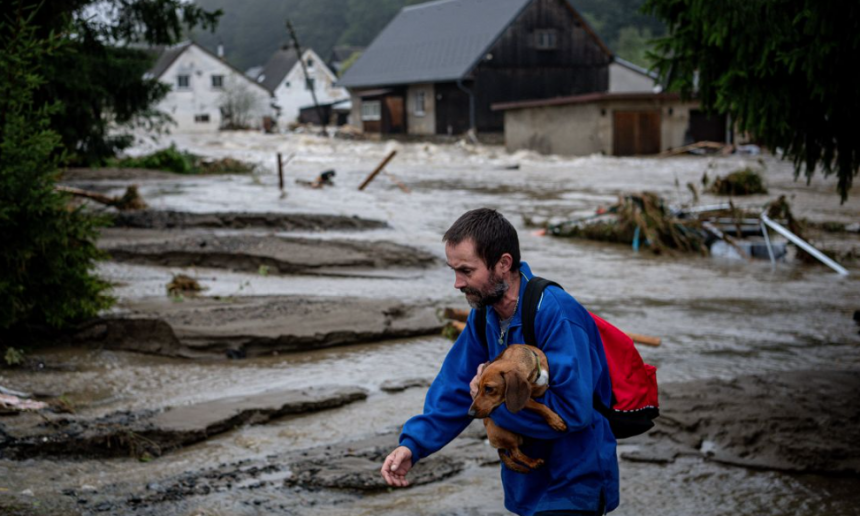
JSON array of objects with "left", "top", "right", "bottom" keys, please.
[
  {"left": 533, "top": 458, "right": 545, "bottom": 469},
  {"left": 548, "top": 415, "right": 567, "bottom": 432}
]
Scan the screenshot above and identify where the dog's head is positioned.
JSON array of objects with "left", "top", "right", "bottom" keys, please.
[{"left": 467, "top": 361, "right": 531, "bottom": 418}]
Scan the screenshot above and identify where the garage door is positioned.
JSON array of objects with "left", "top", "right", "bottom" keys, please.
[{"left": 613, "top": 111, "right": 661, "bottom": 156}]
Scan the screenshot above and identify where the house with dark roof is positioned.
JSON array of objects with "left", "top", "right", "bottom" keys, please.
[
  {"left": 256, "top": 47, "right": 349, "bottom": 125},
  {"left": 337, "top": 0, "right": 613, "bottom": 136},
  {"left": 146, "top": 41, "right": 272, "bottom": 132}
]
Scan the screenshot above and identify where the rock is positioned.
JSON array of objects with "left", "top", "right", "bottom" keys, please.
[
  {"left": 379, "top": 378, "right": 432, "bottom": 393},
  {"left": 21, "top": 489, "right": 33, "bottom": 496}
]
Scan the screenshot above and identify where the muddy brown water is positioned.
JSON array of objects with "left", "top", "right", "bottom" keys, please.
[{"left": 3, "top": 133, "right": 859, "bottom": 515}]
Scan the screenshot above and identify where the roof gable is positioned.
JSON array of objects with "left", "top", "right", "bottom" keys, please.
[
  {"left": 147, "top": 41, "right": 269, "bottom": 96},
  {"left": 338, "top": 0, "right": 534, "bottom": 88}
]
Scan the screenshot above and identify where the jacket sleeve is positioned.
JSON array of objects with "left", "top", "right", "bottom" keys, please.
[
  {"left": 399, "top": 309, "right": 489, "bottom": 463},
  {"left": 490, "top": 292, "right": 601, "bottom": 441}
]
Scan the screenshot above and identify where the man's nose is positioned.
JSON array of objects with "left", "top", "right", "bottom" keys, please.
[{"left": 454, "top": 275, "right": 466, "bottom": 290}]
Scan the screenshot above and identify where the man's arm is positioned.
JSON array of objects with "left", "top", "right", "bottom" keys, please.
[
  {"left": 490, "top": 293, "right": 603, "bottom": 440},
  {"left": 382, "top": 310, "right": 489, "bottom": 485}
]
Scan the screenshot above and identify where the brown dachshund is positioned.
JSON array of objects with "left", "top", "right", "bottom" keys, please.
[{"left": 468, "top": 344, "right": 567, "bottom": 473}]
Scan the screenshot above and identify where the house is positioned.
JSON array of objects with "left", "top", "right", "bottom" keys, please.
[
  {"left": 493, "top": 92, "right": 729, "bottom": 156},
  {"left": 328, "top": 46, "right": 364, "bottom": 76},
  {"left": 337, "top": 0, "right": 613, "bottom": 136},
  {"left": 257, "top": 47, "right": 350, "bottom": 126},
  {"left": 146, "top": 42, "right": 271, "bottom": 133},
  {"left": 609, "top": 57, "right": 659, "bottom": 93}
]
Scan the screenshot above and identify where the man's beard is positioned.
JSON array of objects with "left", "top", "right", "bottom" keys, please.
[{"left": 461, "top": 271, "right": 509, "bottom": 310}]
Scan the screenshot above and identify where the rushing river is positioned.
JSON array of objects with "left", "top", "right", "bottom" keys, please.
[{"left": 2, "top": 131, "right": 859, "bottom": 515}]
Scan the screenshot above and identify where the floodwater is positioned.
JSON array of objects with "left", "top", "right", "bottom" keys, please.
[{"left": 2, "top": 131, "right": 859, "bottom": 515}]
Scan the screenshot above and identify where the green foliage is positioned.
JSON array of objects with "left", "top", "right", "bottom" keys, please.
[
  {"left": 578, "top": 0, "right": 664, "bottom": 66},
  {"left": 0, "top": 2, "right": 113, "bottom": 341},
  {"left": 111, "top": 145, "right": 197, "bottom": 174},
  {"left": 109, "top": 146, "right": 256, "bottom": 174},
  {"left": 24, "top": 0, "right": 222, "bottom": 166},
  {"left": 4, "top": 347, "right": 25, "bottom": 366},
  {"left": 709, "top": 168, "right": 768, "bottom": 196},
  {"left": 645, "top": 0, "right": 860, "bottom": 202}
]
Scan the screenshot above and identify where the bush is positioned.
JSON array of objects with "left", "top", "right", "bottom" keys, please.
[
  {"left": 709, "top": 168, "right": 768, "bottom": 196},
  {"left": 0, "top": 4, "right": 113, "bottom": 345},
  {"left": 109, "top": 145, "right": 255, "bottom": 175}
]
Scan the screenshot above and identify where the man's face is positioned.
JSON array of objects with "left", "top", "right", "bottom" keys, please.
[{"left": 445, "top": 239, "right": 508, "bottom": 309}]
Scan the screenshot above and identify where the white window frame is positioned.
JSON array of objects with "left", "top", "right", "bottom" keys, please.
[
  {"left": 361, "top": 100, "right": 381, "bottom": 121},
  {"left": 211, "top": 75, "right": 224, "bottom": 89},
  {"left": 535, "top": 29, "right": 558, "bottom": 50},
  {"left": 414, "top": 91, "right": 426, "bottom": 116},
  {"left": 177, "top": 74, "right": 190, "bottom": 89}
]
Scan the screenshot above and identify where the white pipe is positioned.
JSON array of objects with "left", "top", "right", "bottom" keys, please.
[
  {"left": 761, "top": 214, "right": 849, "bottom": 275},
  {"left": 760, "top": 221, "right": 776, "bottom": 268}
]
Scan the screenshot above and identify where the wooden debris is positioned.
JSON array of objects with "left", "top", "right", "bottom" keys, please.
[
  {"left": 57, "top": 184, "right": 147, "bottom": 211},
  {"left": 442, "top": 308, "right": 470, "bottom": 322},
  {"left": 358, "top": 150, "right": 397, "bottom": 191},
  {"left": 166, "top": 274, "right": 203, "bottom": 296},
  {"left": 659, "top": 141, "right": 732, "bottom": 157},
  {"left": 624, "top": 332, "right": 662, "bottom": 347}
]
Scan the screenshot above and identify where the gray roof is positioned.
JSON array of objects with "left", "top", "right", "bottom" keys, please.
[
  {"left": 338, "top": 0, "right": 533, "bottom": 88},
  {"left": 613, "top": 57, "right": 658, "bottom": 79},
  {"left": 147, "top": 41, "right": 192, "bottom": 79},
  {"left": 258, "top": 47, "right": 300, "bottom": 93}
]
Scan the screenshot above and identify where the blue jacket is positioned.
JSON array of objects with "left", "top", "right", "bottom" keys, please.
[{"left": 400, "top": 262, "right": 619, "bottom": 515}]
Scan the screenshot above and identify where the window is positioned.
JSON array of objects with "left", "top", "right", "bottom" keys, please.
[
  {"left": 177, "top": 75, "right": 190, "bottom": 89},
  {"left": 305, "top": 78, "right": 315, "bottom": 91},
  {"left": 285, "top": 81, "right": 291, "bottom": 88},
  {"left": 535, "top": 29, "right": 558, "bottom": 50},
  {"left": 414, "top": 91, "right": 426, "bottom": 116},
  {"left": 361, "top": 100, "right": 381, "bottom": 121},
  {"left": 194, "top": 114, "right": 210, "bottom": 123},
  {"left": 306, "top": 58, "right": 314, "bottom": 68},
  {"left": 211, "top": 75, "right": 224, "bottom": 89}
]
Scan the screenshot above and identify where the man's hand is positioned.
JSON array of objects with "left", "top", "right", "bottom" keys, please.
[
  {"left": 469, "top": 362, "right": 489, "bottom": 399},
  {"left": 380, "top": 446, "right": 413, "bottom": 487}
]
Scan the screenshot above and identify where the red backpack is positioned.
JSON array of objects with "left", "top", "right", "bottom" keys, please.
[{"left": 477, "top": 277, "right": 659, "bottom": 438}]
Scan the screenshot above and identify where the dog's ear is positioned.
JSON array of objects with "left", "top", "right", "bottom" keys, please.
[{"left": 503, "top": 370, "right": 530, "bottom": 414}]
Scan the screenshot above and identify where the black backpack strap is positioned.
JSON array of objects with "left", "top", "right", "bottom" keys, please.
[
  {"left": 473, "top": 307, "right": 487, "bottom": 349},
  {"left": 522, "top": 276, "right": 561, "bottom": 346}
]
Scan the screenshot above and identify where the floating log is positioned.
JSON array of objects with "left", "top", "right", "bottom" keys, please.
[{"left": 57, "top": 185, "right": 147, "bottom": 210}]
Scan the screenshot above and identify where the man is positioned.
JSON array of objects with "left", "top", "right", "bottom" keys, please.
[{"left": 380, "top": 208, "right": 618, "bottom": 516}]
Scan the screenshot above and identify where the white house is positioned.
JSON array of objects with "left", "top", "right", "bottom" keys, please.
[
  {"left": 608, "top": 57, "right": 659, "bottom": 93},
  {"left": 256, "top": 47, "right": 349, "bottom": 125},
  {"left": 147, "top": 41, "right": 272, "bottom": 133}
]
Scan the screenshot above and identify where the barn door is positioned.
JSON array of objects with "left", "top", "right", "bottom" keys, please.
[
  {"left": 384, "top": 96, "right": 405, "bottom": 134},
  {"left": 613, "top": 111, "right": 661, "bottom": 156}
]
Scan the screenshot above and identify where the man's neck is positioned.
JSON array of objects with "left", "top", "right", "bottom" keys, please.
[{"left": 493, "top": 272, "right": 521, "bottom": 320}]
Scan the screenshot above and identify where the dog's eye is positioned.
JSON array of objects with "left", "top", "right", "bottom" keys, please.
[{"left": 484, "top": 386, "right": 494, "bottom": 393}]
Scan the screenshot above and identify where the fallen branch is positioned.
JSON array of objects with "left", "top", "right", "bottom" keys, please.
[
  {"left": 57, "top": 185, "right": 147, "bottom": 210},
  {"left": 624, "top": 332, "right": 662, "bottom": 347}
]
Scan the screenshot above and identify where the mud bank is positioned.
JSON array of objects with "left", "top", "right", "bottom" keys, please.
[
  {"left": 0, "top": 386, "right": 367, "bottom": 460},
  {"left": 99, "top": 231, "right": 438, "bottom": 276},
  {"left": 623, "top": 370, "right": 860, "bottom": 475},
  {"left": 69, "top": 422, "right": 496, "bottom": 515},
  {"left": 73, "top": 296, "right": 444, "bottom": 358},
  {"left": 110, "top": 210, "right": 388, "bottom": 232},
  {"left": 61, "top": 167, "right": 184, "bottom": 181}
]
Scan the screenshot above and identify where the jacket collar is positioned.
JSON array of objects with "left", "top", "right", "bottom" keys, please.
[{"left": 486, "top": 261, "right": 533, "bottom": 331}]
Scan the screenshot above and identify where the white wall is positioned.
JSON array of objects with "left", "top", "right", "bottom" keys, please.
[
  {"left": 270, "top": 49, "right": 349, "bottom": 124},
  {"left": 609, "top": 62, "right": 657, "bottom": 93},
  {"left": 156, "top": 44, "right": 271, "bottom": 133}
]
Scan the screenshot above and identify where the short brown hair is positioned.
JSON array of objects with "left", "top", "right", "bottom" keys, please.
[{"left": 443, "top": 208, "right": 520, "bottom": 271}]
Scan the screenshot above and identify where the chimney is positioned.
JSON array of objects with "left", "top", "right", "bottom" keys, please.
[{"left": 217, "top": 42, "right": 224, "bottom": 59}]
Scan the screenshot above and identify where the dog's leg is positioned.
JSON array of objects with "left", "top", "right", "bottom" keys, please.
[
  {"left": 508, "top": 446, "right": 545, "bottom": 470},
  {"left": 524, "top": 398, "right": 567, "bottom": 432},
  {"left": 499, "top": 449, "right": 533, "bottom": 474}
]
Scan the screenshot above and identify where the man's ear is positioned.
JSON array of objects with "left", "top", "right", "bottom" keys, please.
[
  {"left": 495, "top": 253, "right": 513, "bottom": 275},
  {"left": 503, "top": 370, "right": 530, "bottom": 413}
]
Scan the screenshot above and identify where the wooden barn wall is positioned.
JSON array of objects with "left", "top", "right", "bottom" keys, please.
[
  {"left": 472, "top": 0, "right": 611, "bottom": 132},
  {"left": 434, "top": 82, "right": 471, "bottom": 135}
]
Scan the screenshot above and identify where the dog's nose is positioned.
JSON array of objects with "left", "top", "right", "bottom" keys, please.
[{"left": 467, "top": 407, "right": 476, "bottom": 417}]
